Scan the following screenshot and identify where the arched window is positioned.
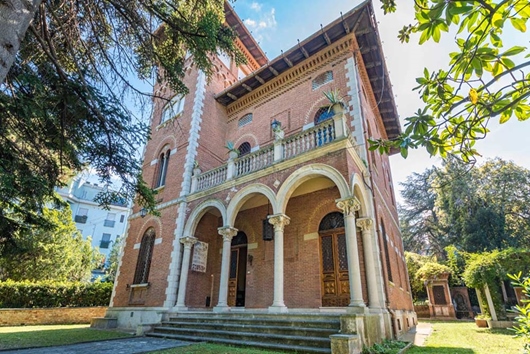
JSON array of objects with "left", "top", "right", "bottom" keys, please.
[
  {"left": 312, "top": 71, "right": 333, "bottom": 90},
  {"left": 160, "top": 95, "right": 185, "bottom": 124},
  {"left": 319, "top": 212, "right": 345, "bottom": 231},
  {"left": 314, "top": 106, "right": 334, "bottom": 125},
  {"left": 156, "top": 149, "right": 170, "bottom": 188},
  {"left": 381, "top": 220, "right": 393, "bottom": 282},
  {"left": 238, "top": 113, "right": 253, "bottom": 128},
  {"left": 237, "top": 142, "right": 251, "bottom": 157},
  {"left": 133, "top": 228, "right": 156, "bottom": 284}
]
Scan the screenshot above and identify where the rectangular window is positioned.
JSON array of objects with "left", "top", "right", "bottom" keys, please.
[
  {"left": 104, "top": 213, "right": 116, "bottom": 227},
  {"left": 161, "top": 95, "right": 185, "bottom": 124},
  {"left": 100, "top": 233, "right": 111, "bottom": 249},
  {"left": 120, "top": 215, "right": 125, "bottom": 223},
  {"left": 74, "top": 207, "right": 88, "bottom": 223}
]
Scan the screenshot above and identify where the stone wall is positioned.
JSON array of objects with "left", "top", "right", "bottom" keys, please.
[{"left": 0, "top": 307, "right": 107, "bottom": 326}]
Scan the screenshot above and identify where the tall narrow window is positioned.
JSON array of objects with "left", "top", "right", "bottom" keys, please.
[
  {"left": 133, "top": 228, "right": 156, "bottom": 284},
  {"left": 160, "top": 95, "right": 185, "bottom": 124},
  {"left": 156, "top": 150, "right": 170, "bottom": 188},
  {"left": 100, "top": 233, "right": 111, "bottom": 249},
  {"left": 381, "top": 220, "right": 393, "bottom": 282}
]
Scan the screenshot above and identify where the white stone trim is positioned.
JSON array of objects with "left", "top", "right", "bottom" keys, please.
[
  {"left": 155, "top": 238, "right": 162, "bottom": 245},
  {"left": 164, "top": 201, "right": 186, "bottom": 308},
  {"left": 248, "top": 242, "right": 258, "bottom": 250},
  {"left": 133, "top": 243, "right": 141, "bottom": 249},
  {"left": 302, "top": 122, "right": 315, "bottom": 131},
  {"left": 345, "top": 57, "right": 367, "bottom": 162},
  {"left": 150, "top": 159, "right": 158, "bottom": 166},
  {"left": 170, "top": 148, "right": 177, "bottom": 155}
]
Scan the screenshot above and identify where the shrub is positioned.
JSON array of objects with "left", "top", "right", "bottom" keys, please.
[
  {"left": 0, "top": 280, "right": 112, "bottom": 308},
  {"left": 509, "top": 272, "right": 530, "bottom": 354}
]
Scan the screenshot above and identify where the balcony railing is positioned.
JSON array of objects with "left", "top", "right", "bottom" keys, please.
[
  {"left": 74, "top": 215, "right": 88, "bottom": 224},
  {"left": 191, "top": 112, "right": 346, "bottom": 193}
]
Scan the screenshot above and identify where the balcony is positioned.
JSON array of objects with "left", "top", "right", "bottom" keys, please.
[
  {"left": 74, "top": 215, "right": 88, "bottom": 224},
  {"left": 191, "top": 112, "right": 347, "bottom": 194}
]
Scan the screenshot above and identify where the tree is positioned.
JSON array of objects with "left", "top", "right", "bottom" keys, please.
[
  {"left": 0, "top": 0, "right": 244, "bottom": 250},
  {"left": 105, "top": 235, "right": 124, "bottom": 283},
  {"left": 0, "top": 203, "right": 102, "bottom": 282},
  {"left": 374, "top": 0, "right": 530, "bottom": 161},
  {"left": 400, "top": 157, "right": 530, "bottom": 254}
]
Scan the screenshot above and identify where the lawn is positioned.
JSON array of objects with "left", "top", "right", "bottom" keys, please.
[
  {"left": 0, "top": 324, "right": 133, "bottom": 350},
  {"left": 407, "top": 321, "right": 524, "bottom": 354}
]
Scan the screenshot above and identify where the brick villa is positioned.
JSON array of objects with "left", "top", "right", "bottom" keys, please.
[{"left": 106, "top": 1, "right": 415, "bottom": 351}]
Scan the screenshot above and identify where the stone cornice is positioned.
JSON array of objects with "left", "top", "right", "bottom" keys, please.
[
  {"left": 235, "top": 38, "right": 260, "bottom": 71},
  {"left": 226, "top": 35, "right": 355, "bottom": 118}
]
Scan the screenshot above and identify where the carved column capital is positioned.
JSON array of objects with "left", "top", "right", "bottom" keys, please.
[
  {"left": 180, "top": 236, "right": 198, "bottom": 248},
  {"left": 268, "top": 213, "right": 291, "bottom": 232},
  {"left": 356, "top": 217, "right": 373, "bottom": 232},
  {"left": 217, "top": 226, "right": 238, "bottom": 242},
  {"left": 336, "top": 197, "right": 361, "bottom": 216}
]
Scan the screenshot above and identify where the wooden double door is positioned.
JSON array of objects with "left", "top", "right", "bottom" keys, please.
[{"left": 320, "top": 230, "right": 350, "bottom": 307}]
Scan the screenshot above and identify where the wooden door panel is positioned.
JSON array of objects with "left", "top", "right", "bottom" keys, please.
[
  {"left": 320, "top": 231, "right": 349, "bottom": 307},
  {"left": 228, "top": 249, "right": 239, "bottom": 307}
]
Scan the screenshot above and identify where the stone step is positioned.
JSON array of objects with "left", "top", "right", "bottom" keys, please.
[
  {"left": 167, "top": 314, "right": 341, "bottom": 329},
  {"left": 147, "top": 332, "right": 332, "bottom": 353},
  {"left": 152, "top": 326, "right": 332, "bottom": 348},
  {"left": 160, "top": 320, "right": 337, "bottom": 337}
]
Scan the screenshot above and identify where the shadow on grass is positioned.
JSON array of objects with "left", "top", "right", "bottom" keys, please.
[
  {"left": 407, "top": 346, "right": 475, "bottom": 353},
  {"left": 0, "top": 326, "right": 132, "bottom": 350}
]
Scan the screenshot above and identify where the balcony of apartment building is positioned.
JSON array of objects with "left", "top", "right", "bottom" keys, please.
[{"left": 190, "top": 108, "right": 360, "bottom": 196}]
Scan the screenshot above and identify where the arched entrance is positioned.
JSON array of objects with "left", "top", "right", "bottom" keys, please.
[
  {"left": 228, "top": 231, "right": 248, "bottom": 307},
  {"left": 319, "top": 212, "right": 349, "bottom": 307}
]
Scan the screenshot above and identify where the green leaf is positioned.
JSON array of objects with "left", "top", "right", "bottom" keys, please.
[
  {"left": 499, "top": 110, "right": 511, "bottom": 124},
  {"left": 492, "top": 12, "right": 504, "bottom": 28},
  {"left": 501, "top": 57, "right": 516, "bottom": 69},
  {"left": 511, "top": 18, "right": 527, "bottom": 32},
  {"left": 502, "top": 46, "right": 527, "bottom": 56},
  {"left": 400, "top": 147, "right": 409, "bottom": 159}
]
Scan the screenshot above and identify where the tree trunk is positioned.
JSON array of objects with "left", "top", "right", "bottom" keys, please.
[{"left": 0, "top": 0, "right": 42, "bottom": 83}]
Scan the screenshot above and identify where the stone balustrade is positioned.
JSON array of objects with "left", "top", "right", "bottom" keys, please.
[{"left": 191, "top": 113, "right": 347, "bottom": 193}]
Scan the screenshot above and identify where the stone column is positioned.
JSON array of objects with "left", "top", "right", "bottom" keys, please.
[
  {"left": 214, "top": 226, "right": 238, "bottom": 312},
  {"left": 174, "top": 236, "right": 198, "bottom": 310},
  {"left": 268, "top": 213, "right": 290, "bottom": 313},
  {"left": 357, "top": 217, "right": 385, "bottom": 309},
  {"left": 336, "top": 197, "right": 365, "bottom": 309}
]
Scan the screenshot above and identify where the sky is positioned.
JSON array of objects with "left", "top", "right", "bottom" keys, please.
[{"left": 231, "top": 0, "right": 530, "bottom": 204}]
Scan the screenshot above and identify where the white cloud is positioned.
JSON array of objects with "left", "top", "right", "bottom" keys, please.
[
  {"left": 250, "top": 2, "right": 262, "bottom": 11},
  {"left": 243, "top": 7, "right": 276, "bottom": 43},
  {"left": 244, "top": 19, "right": 256, "bottom": 27}
]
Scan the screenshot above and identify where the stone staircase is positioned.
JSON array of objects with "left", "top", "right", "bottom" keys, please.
[{"left": 147, "top": 312, "right": 342, "bottom": 353}]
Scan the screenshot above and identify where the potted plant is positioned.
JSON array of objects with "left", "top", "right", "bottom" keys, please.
[
  {"left": 474, "top": 314, "right": 491, "bottom": 328},
  {"left": 225, "top": 141, "right": 239, "bottom": 159},
  {"left": 323, "top": 88, "right": 345, "bottom": 114}
]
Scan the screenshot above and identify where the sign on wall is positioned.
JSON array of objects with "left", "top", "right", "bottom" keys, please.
[{"left": 191, "top": 241, "right": 208, "bottom": 272}]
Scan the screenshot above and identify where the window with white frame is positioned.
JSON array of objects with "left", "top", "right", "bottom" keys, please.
[
  {"left": 160, "top": 95, "right": 185, "bottom": 124},
  {"left": 75, "top": 207, "right": 88, "bottom": 223},
  {"left": 104, "top": 212, "right": 116, "bottom": 227}
]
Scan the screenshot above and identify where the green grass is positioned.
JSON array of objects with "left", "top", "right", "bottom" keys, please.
[
  {"left": 0, "top": 324, "right": 133, "bottom": 350},
  {"left": 408, "top": 321, "right": 524, "bottom": 354},
  {"left": 150, "top": 343, "right": 289, "bottom": 354}
]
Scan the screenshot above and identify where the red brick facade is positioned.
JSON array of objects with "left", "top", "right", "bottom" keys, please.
[{"left": 110, "top": 1, "right": 415, "bottom": 338}]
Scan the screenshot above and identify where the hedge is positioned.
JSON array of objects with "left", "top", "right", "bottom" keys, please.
[{"left": 0, "top": 280, "right": 113, "bottom": 308}]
